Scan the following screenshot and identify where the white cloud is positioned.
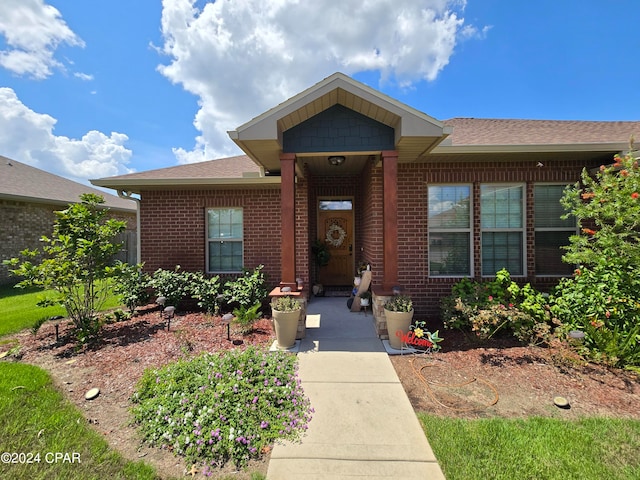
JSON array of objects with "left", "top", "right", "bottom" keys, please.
[
  {"left": 0, "top": 0, "right": 84, "bottom": 79},
  {"left": 158, "top": 0, "right": 482, "bottom": 163},
  {"left": 0, "top": 88, "right": 134, "bottom": 184},
  {"left": 74, "top": 72, "right": 94, "bottom": 81}
]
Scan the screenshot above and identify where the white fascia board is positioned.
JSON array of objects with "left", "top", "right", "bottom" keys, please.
[{"left": 431, "top": 142, "right": 628, "bottom": 155}]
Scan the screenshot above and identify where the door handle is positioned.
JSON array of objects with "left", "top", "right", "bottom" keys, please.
[{"left": 349, "top": 244, "right": 353, "bottom": 255}]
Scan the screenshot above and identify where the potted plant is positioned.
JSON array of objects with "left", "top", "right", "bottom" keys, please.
[
  {"left": 358, "top": 290, "right": 372, "bottom": 307},
  {"left": 383, "top": 294, "right": 414, "bottom": 349},
  {"left": 271, "top": 295, "right": 302, "bottom": 349}
]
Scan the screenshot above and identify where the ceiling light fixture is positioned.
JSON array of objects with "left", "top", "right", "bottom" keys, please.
[{"left": 328, "top": 155, "right": 346, "bottom": 166}]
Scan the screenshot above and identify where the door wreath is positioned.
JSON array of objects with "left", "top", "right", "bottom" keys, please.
[{"left": 325, "top": 223, "right": 346, "bottom": 247}]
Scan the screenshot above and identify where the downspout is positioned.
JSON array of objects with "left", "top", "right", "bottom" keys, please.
[{"left": 117, "top": 190, "right": 141, "bottom": 264}]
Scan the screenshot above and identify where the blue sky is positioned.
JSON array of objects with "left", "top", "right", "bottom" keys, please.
[{"left": 0, "top": 0, "right": 638, "bottom": 186}]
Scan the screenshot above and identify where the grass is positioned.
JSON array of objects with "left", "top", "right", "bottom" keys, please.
[
  {"left": 0, "top": 362, "right": 160, "bottom": 480},
  {"left": 0, "top": 284, "right": 122, "bottom": 337},
  {"left": 420, "top": 414, "right": 640, "bottom": 480}
]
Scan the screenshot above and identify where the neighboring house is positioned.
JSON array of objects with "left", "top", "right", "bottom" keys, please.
[
  {"left": 1, "top": 156, "right": 137, "bottom": 285},
  {"left": 92, "top": 72, "right": 640, "bottom": 338}
]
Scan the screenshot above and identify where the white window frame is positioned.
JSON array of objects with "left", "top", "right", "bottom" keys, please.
[
  {"left": 427, "top": 184, "right": 473, "bottom": 277},
  {"left": 205, "top": 207, "right": 244, "bottom": 274},
  {"left": 480, "top": 183, "right": 526, "bottom": 277},
  {"left": 533, "top": 183, "right": 577, "bottom": 277}
]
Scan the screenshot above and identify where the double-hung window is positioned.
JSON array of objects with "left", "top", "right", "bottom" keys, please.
[
  {"left": 480, "top": 184, "right": 524, "bottom": 276},
  {"left": 206, "top": 208, "right": 243, "bottom": 273},
  {"left": 428, "top": 185, "right": 472, "bottom": 276},
  {"left": 534, "top": 184, "right": 576, "bottom": 275}
]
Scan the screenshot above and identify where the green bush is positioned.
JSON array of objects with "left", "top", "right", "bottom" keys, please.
[
  {"left": 189, "top": 271, "right": 222, "bottom": 315},
  {"left": 223, "top": 265, "right": 268, "bottom": 310},
  {"left": 233, "top": 303, "right": 262, "bottom": 334},
  {"left": 109, "top": 262, "right": 150, "bottom": 314},
  {"left": 148, "top": 265, "right": 193, "bottom": 308},
  {"left": 553, "top": 148, "right": 640, "bottom": 367},
  {"left": 131, "top": 347, "right": 313, "bottom": 471},
  {"left": 441, "top": 269, "right": 554, "bottom": 344}
]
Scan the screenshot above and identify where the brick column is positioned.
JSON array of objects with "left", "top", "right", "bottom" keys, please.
[
  {"left": 382, "top": 150, "right": 399, "bottom": 290},
  {"left": 280, "top": 153, "right": 297, "bottom": 289}
]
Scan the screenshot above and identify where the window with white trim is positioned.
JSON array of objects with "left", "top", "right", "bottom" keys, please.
[
  {"left": 428, "top": 185, "right": 472, "bottom": 276},
  {"left": 534, "top": 184, "right": 576, "bottom": 276},
  {"left": 480, "top": 184, "right": 524, "bottom": 276},
  {"left": 206, "top": 208, "right": 243, "bottom": 273}
]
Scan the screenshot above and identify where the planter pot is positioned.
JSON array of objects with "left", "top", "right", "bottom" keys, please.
[
  {"left": 385, "top": 308, "right": 414, "bottom": 349},
  {"left": 360, "top": 298, "right": 370, "bottom": 307},
  {"left": 272, "top": 309, "right": 301, "bottom": 349}
]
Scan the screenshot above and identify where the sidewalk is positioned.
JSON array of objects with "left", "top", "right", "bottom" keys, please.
[{"left": 266, "top": 297, "right": 446, "bottom": 479}]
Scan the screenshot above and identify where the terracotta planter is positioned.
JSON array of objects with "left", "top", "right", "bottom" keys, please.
[
  {"left": 272, "top": 309, "right": 301, "bottom": 349},
  {"left": 385, "top": 308, "right": 414, "bottom": 349}
]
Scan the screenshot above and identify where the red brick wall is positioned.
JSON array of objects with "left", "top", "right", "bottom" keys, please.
[
  {"left": 391, "top": 155, "right": 605, "bottom": 319},
  {"left": 139, "top": 153, "right": 606, "bottom": 319},
  {"left": 140, "top": 188, "right": 282, "bottom": 286}
]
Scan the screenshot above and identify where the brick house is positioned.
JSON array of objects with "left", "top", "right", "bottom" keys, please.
[
  {"left": 92, "top": 72, "right": 640, "bottom": 336},
  {"left": 1, "top": 156, "right": 137, "bottom": 285}
]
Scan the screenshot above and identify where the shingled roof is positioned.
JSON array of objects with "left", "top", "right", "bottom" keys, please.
[
  {"left": 442, "top": 118, "right": 640, "bottom": 146},
  {"left": 0, "top": 156, "right": 136, "bottom": 212},
  {"left": 92, "top": 118, "right": 640, "bottom": 192}
]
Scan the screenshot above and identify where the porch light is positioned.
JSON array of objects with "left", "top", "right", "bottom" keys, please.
[{"left": 328, "top": 155, "right": 346, "bottom": 166}]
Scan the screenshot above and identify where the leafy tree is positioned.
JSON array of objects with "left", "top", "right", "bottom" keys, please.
[
  {"left": 4, "top": 194, "right": 126, "bottom": 343},
  {"left": 553, "top": 144, "right": 640, "bottom": 367}
]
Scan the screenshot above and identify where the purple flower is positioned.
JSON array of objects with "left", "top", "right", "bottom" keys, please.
[{"left": 260, "top": 421, "right": 269, "bottom": 429}]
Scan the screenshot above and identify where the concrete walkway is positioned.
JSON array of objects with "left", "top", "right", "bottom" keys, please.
[{"left": 267, "top": 297, "right": 446, "bottom": 479}]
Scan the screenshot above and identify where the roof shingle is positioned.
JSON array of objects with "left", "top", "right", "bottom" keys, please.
[{"left": 0, "top": 156, "right": 136, "bottom": 212}]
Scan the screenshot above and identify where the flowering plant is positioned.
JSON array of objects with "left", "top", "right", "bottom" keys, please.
[{"left": 131, "top": 347, "right": 313, "bottom": 470}]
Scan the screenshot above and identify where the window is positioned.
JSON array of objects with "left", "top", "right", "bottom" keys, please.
[
  {"left": 534, "top": 185, "right": 576, "bottom": 276},
  {"left": 481, "top": 185, "right": 524, "bottom": 276},
  {"left": 428, "top": 185, "right": 472, "bottom": 276},
  {"left": 207, "top": 208, "right": 243, "bottom": 272}
]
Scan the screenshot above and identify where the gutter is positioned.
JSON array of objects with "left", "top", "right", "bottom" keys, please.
[{"left": 117, "top": 190, "right": 141, "bottom": 264}]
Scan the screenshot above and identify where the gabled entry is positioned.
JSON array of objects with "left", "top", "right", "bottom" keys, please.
[{"left": 227, "top": 72, "right": 451, "bottom": 291}]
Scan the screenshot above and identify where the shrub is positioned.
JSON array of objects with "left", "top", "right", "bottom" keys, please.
[
  {"left": 148, "top": 266, "right": 192, "bottom": 308},
  {"left": 131, "top": 347, "right": 313, "bottom": 470},
  {"left": 232, "top": 303, "right": 262, "bottom": 335},
  {"left": 189, "top": 272, "right": 222, "bottom": 315},
  {"left": 223, "top": 265, "right": 268, "bottom": 310},
  {"left": 109, "top": 262, "right": 150, "bottom": 315},
  {"left": 552, "top": 148, "right": 640, "bottom": 367},
  {"left": 441, "top": 269, "right": 554, "bottom": 344}
]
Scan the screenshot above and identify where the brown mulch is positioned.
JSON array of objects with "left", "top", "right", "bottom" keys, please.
[
  {"left": 4, "top": 309, "right": 640, "bottom": 478},
  {"left": 390, "top": 331, "right": 640, "bottom": 420},
  {"left": 8, "top": 306, "right": 276, "bottom": 479}
]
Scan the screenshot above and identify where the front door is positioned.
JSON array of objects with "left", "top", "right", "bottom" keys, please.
[{"left": 318, "top": 200, "right": 354, "bottom": 285}]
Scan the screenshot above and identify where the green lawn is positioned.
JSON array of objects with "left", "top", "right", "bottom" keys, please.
[
  {"left": 0, "top": 362, "right": 160, "bottom": 480},
  {"left": 0, "top": 284, "right": 122, "bottom": 337},
  {"left": 420, "top": 414, "right": 640, "bottom": 480}
]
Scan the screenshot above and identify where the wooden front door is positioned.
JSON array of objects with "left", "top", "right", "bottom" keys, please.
[{"left": 318, "top": 206, "right": 354, "bottom": 286}]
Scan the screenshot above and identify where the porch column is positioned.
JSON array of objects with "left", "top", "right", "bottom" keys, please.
[
  {"left": 280, "top": 153, "right": 297, "bottom": 289},
  {"left": 382, "top": 150, "right": 399, "bottom": 290}
]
